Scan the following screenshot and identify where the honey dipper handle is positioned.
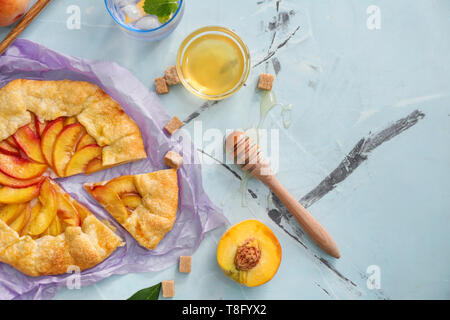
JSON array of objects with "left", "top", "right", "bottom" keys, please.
[{"left": 265, "top": 176, "right": 340, "bottom": 258}]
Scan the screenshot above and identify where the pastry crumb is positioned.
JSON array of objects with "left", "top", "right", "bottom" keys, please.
[
  {"left": 164, "top": 151, "right": 183, "bottom": 169},
  {"left": 164, "top": 116, "right": 183, "bottom": 135},
  {"left": 155, "top": 77, "right": 169, "bottom": 94},
  {"left": 179, "top": 256, "right": 191, "bottom": 273},
  {"left": 164, "top": 66, "right": 180, "bottom": 86},
  {"left": 257, "top": 73, "right": 274, "bottom": 91},
  {"left": 162, "top": 280, "right": 175, "bottom": 298}
]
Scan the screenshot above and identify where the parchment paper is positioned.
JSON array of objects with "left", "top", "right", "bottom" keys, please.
[{"left": 0, "top": 39, "right": 228, "bottom": 300}]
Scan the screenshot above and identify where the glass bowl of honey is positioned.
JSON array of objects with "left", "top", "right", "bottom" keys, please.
[{"left": 176, "top": 26, "right": 251, "bottom": 100}]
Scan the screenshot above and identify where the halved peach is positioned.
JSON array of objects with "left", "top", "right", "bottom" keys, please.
[
  {"left": 121, "top": 194, "right": 142, "bottom": 211},
  {"left": 26, "top": 179, "right": 57, "bottom": 236},
  {"left": 9, "top": 203, "right": 31, "bottom": 234},
  {"left": 56, "top": 192, "right": 81, "bottom": 227},
  {"left": 0, "top": 184, "right": 41, "bottom": 204},
  {"left": 86, "top": 185, "right": 128, "bottom": 224},
  {"left": 0, "top": 203, "right": 27, "bottom": 224},
  {"left": 217, "top": 220, "right": 282, "bottom": 287},
  {"left": 13, "top": 124, "right": 46, "bottom": 163},
  {"left": 65, "top": 144, "right": 102, "bottom": 177},
  {"left": 52, "top": 123, "right": 85, "bottom": 177},
  {"left": 0, "top": 170, "right": 43, "bottom": 188},
  {"left": 0, "top": 141, "right": 20, "bottom": 156},
  {"left": 41, "top": 117, "right": 64, "bottom": 167},
  {"left": 76, "top": 134, "right": 97, "bottom": 152},
  {"left": 0, "top": 153, "right": 47, "bottom": 180}
]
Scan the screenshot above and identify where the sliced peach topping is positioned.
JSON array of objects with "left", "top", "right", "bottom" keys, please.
[
  {"left": 45, "top": 216, "right": 62, "bottom": 236},
  {"left": 41, "top": 117, "right": 64, "bottom": 167},
  {"left": 86, "top": 185, "right": 128, "bottom": 224},
  {"left": 22, "top": 202, "right": 41, "bottom": 235},
  {"left": 13, "top": 124, "right": 46, "bottom": 163},
  {"left": 9, "top": 203, "right": 31, "bottom": 235},
  {"left": 0, "top": 203, "right": 27, "bottom": 224},
  {"left": 85, "top": 177, "right": 139, "bottom": 224},
  {"left": 65, "top": 144, "right": 102, "bottom": 177},
  {"left": 6, "top": 136, "right": 19, "bottom": 148},
  {"left": 52, "top": 123, "right": 85, "bottom": 177},
  {"left": 0, "top": 112, "right": 116, "bottom": 238},
  {"left": 76, "top": 134, "right": 97, "bottom": 151},
  {"left": 63, "top": 116, "right": 77, "bottom": 126},
  {"left": 71, "top": 201, "right": 91, "bottom": 221},
  {"left": 26, "top": 179, "right": 57, "bottom": 236},
  {"left": 121, "top": 194, "right": 142, "bottom": 211},
  {"left": 0, "top": 170, "right": 43, "bottom": 188},
  {"left": 106, "top": 176, "right": 138, "bottom": 195},
  {"left": 0, "top": 140, "right": 20, "bottom": 156},
  {"left": 56, "top": 191, "right": 81, "bottom": 227},
  {"left": 28, "top": 114, "right": 38, "bottom": 135},
  {"left": 0, "top": 184, "right": 41, "bottom": 205},
  {"left": 34, "top": 115, "right": 48, "bottom": 137},
  {"left": 0, "top": 153, "right": 47, "bottom": 180},
  {"left": 85, "top": 158, "right": 105, "bottom": 175}
]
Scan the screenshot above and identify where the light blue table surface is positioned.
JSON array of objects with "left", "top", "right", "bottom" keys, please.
[{"left": 1, "top": 0, "right": 449, "bottom": 300}]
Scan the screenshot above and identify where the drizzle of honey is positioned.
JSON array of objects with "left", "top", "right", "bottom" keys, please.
[
  {"left": 182, "top": 34, "right": 245, "bottom": 96},
  {"left": 239, "top": 91, "right": 293, "bottom": 206}
]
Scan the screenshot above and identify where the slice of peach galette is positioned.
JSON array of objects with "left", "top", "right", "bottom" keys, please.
[
  {"left": 0, "top": 79, "right": 148, "bottom": 276},
  {"left": 84, "top": 169, "right": 179, "bottom": 250},
  {"left": 0, "top": 178, "right": 123, "bottom": 276}
]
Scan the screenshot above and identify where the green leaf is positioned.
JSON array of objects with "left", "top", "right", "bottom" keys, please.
[
  {"left": 143, "top": 0, "right": 179, "bottom": 23},
  {"left": 127, "top": 283, "right": 161, "bottom": 300},
  {"left": 157, "top": 15, "right": 171, "bottom": 23}
]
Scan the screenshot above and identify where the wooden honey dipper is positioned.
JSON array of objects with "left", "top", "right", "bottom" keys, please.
[{"left": 226, "top": 131, "right": 340, "bottom": 258}]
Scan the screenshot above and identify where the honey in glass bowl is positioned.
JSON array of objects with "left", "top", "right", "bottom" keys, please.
[{"left": 177, "top": 26, "right": 251, "bottom": 100}]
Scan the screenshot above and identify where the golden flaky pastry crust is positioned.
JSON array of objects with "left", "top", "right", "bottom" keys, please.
[
  {"left": 0, "top": 79, "right": 147, "bottom": 166},
  {"left": 0, "top": 214, "right": 123, "bottom": 277},
  {"left": 85, "top": 169, "right": 179, "bottom": 250}
]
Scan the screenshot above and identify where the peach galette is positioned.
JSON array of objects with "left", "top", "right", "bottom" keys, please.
[
  {"left": 0, "top": 79, "right": 148, "bottom": 276},
  {"left": 0, "top": 178, "right": 123, "bottom": 276},
  {"left": 0, "top": 79, "right": 147, "bottom": 176},
  {"left": 84, "top": 169, "right": 179, "bottom": 250}
]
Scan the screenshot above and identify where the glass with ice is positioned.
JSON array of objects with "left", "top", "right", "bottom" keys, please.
[{"left": 105, "top": 0, "right": 184, "bottom": 41}]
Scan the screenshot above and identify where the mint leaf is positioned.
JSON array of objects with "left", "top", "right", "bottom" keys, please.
[
  {"left": 157, "top": 15, "right": 171, "bottom": 23},
  {"left": 127, "top": 283, "right": 161, "bottom": 300},
  {"left": 143, "top": 0, "right": 179, "bottom": 23}
]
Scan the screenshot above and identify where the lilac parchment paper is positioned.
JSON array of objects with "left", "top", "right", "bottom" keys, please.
[{"left": 0, "top": 39, "right": 228, "bottom": 300}]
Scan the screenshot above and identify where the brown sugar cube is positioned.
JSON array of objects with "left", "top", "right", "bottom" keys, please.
[
  {"left": 257, "top": 73, "right": 275, "bottom": 91},
  {"left": 155, "top": 77, "right": 169, "bottom": 94},
  {"left": 164, "top": 150, "right": 183, "bottom": 169},
  {"left": 164, "top": 116, "right": 183, "bottom": 135},
  {"left": 164, "top": 66, "right": 180, "bottom": 86},
  {"left": 179, "top": 256, "right": 191, "bottom": 273},
  {"left": 162, "top": 280, "right": 175, "bottom": 298}
]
